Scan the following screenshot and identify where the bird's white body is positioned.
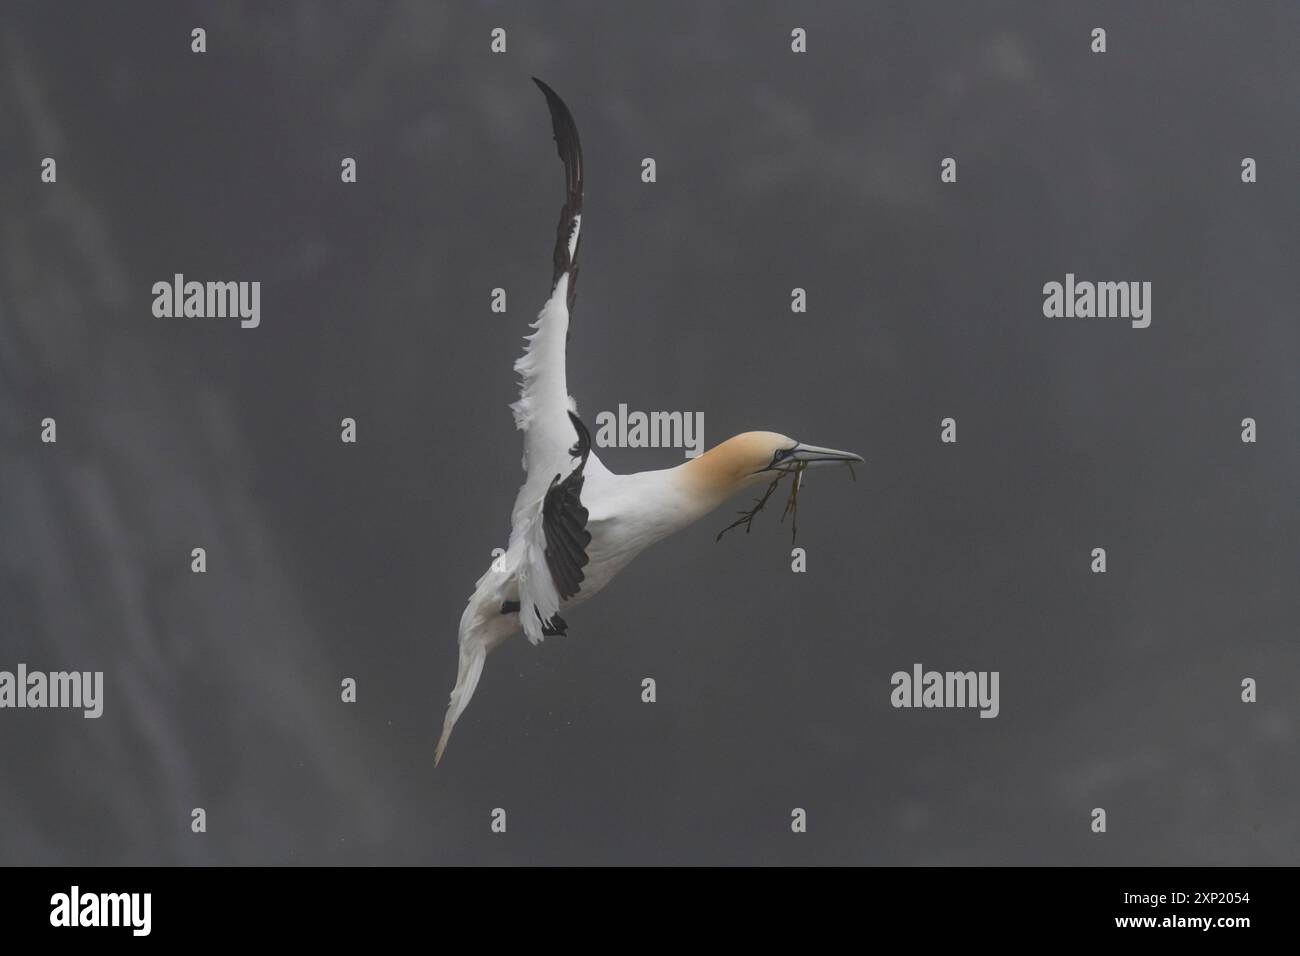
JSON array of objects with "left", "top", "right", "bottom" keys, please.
[
  {"left": 441, "top": 441, "right": 726, "bottom": 761},
  {"left": 435, "top": 81, "right": 861, "bottom": 763},
  {"left": 474, "top": 456, "right": 720, "bottom": 633}
]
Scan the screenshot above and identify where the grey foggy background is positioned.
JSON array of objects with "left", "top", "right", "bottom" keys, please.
[{"left": 1, "top": 1, "right": 1296, "bottom": 865}]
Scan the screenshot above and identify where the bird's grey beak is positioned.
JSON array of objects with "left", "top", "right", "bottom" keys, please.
[{"left": 788, "top": 443, "right": 864, "bottom": 467}]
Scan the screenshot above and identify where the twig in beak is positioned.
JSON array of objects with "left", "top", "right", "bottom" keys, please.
[
  {"left": 716, "top": 472, "right": 786, "bottom": 542},
  {"left": 717, "top": 462, "right": 811, "bottom": 544},
  {"left": 715, "top": 456, "right": 853, "bottom": 544},
  {"left": 779, "top": 462, "right": 807, "bottom": 544}
]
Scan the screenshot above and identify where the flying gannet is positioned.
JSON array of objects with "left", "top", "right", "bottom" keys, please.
[{"left": 435, "top": 79, "right": 862, "bottom": 764}]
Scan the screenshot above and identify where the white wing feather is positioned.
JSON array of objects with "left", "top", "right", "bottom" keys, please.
[{"left": 507, "top": 264, "right": 581, "bottom": 644}]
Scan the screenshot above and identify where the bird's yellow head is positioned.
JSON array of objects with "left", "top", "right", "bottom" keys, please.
[
  {"left": 681, "top": 431, "right": 862, "bottom": 542},
  {"left": 686, "top": 431, "right": 861, "bottom": 490}
]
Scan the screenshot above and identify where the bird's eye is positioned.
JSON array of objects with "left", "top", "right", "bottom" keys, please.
[{"left": 773, "top": 448, "right": 789, "bottom": 463}]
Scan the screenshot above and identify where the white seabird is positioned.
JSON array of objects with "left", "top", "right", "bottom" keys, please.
[{"left": 436, "top": 79, "right": 862, "bottom": 764}]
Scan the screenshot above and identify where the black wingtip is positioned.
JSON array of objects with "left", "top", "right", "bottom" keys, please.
[
  {"left": 531, "top": 77, "right": 566, "bottom": 120},
  {"left": 532, "top": 78, "right": 583, "bottom": 212},
  {"left": 533, "top": 79, "right": 584, "bottom": 310}
]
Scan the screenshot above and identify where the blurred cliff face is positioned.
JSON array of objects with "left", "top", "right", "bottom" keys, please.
[
  {"left": 2, "top": 3, "right": 1297, "bottom": 865},
  {"left": 0, "top": 7, "right": 413, "bottom": 863}
]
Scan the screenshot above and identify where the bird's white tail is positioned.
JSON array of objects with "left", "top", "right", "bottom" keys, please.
[
  {"left": 435, "top": 639, "right": 486, "bottom": 765},
  {"left": 436, "top": 590, "right": 513, "bottom": 766}
]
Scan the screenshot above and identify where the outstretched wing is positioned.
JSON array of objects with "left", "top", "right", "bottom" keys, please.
[{"left": 506, "top": 79, "right": 592, "bottom": 644}]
